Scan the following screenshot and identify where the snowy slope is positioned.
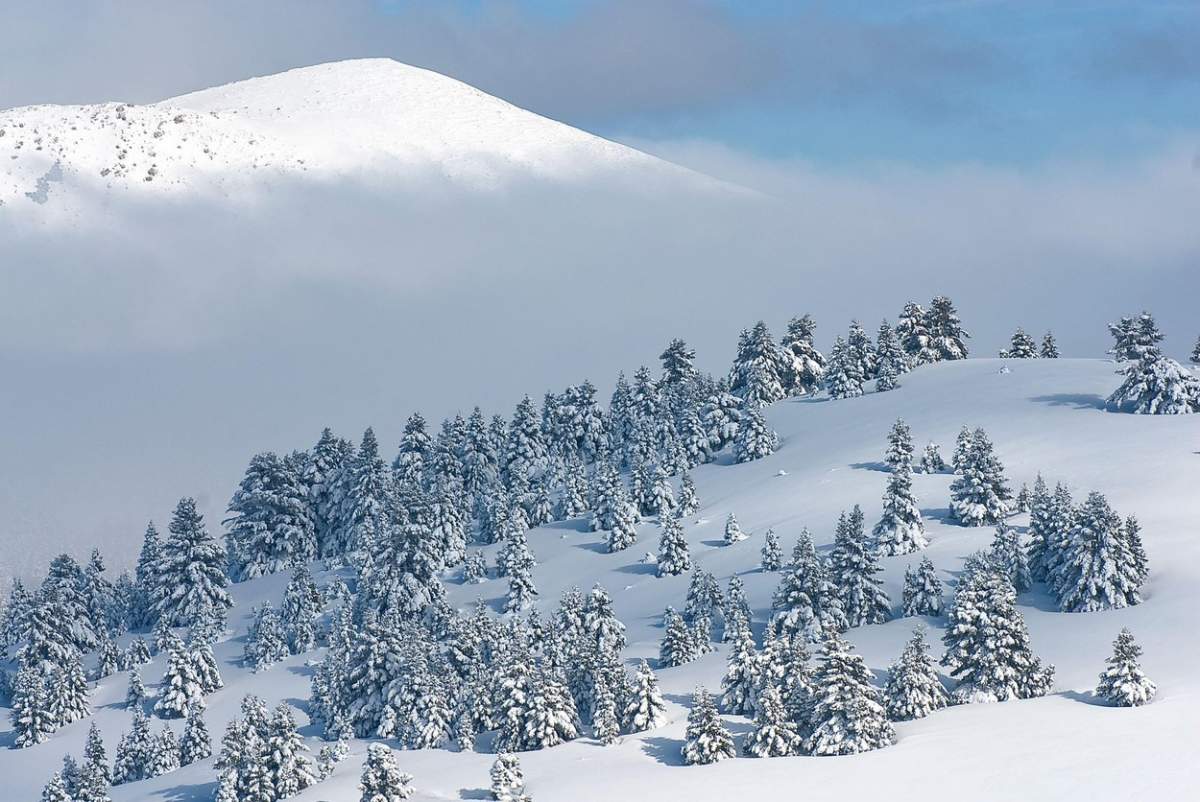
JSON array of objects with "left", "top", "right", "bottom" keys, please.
[
  {"left": 0, "top": 59, "right": 707, "bottom": 214},
  {"left": 5, "top": 358, "right": 1198, "bottom": 801}
]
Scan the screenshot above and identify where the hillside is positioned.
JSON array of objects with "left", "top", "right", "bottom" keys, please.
[
  {"left": 0, "top": 59, "right": 706, "bottom": 213},
  {"left": 4, "top": 358, "right": 1196, "bottom": 801}
]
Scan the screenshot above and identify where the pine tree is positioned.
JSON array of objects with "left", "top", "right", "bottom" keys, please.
[
  {"left": 873, "top": 464, "right": 928, "bottom": 556},
  {"left": 1055, "top": 491, "right": 1143, "bottom": 612},
  {"left": 949, "top": 428, "right": 1013, "bottom": 526},
  {"left": 147, "top": 723, "right": 180, "bottom": 777},
  {"left": 359, "top": 742, "right": 413, "bottom": 801},
  {"left": 463, "top": 550, "right": 488, "bottom": 584},
  {"left": 952, "top": 426, "right": 972, "bottom": 473},
  {"left": 874, "top": 318, "right": 910, "bottom": 381},
  {"left": 659, "top": 607, "right": 696, "bottom": 668},
  {"left": 656, "top": 512, "right": 692, "bottom": 576},
  {"left": 112, "top": 709, "right": 153, "bottom": 784},
  {"left": 724, "top": 512, "right": 746, "bottom": 544},
  {"left": 719, "top": 626, "right": 759, "bottom": 715},
  {"left": 47, "top": 650, "right": 91, "bottom": 727},
  {"left": 771, "top": 529, "right": 846, "bottom": 641},
  {"left": 990, "top": 524, "right": 1032, "bottom": 593},
  {"left": 225, "top": 451, "right": 316, "bottom": 581},
  {"left": 1106, "top": 317, "right": 1200, "bottom": 413},
  {"left": 941, "top": 562, "right": 1054, "bottom": 703},
  {"left": 925, "top": 295, "right": 970, "bottom": 361},
  {"left": 1024, "top": 476, "right": 1054, "bottom": 580},
  {"left": 332, "top": 428, "right": 391, "bottom": 557},
  {"left": 728, "top": 321, "right": 788, "bottom": 408},
  {"left": 180, "top": 705, "right": 212, "bottom": 765},
  {"left": 316, "top": 740, "right": 349, "bottom": 780},
  {"left": 682, "top": 688, "right": 736, "bottom": 765},
  {"left": 884, "top": 628, "right": 947, "bottom": 722},
  {"left": 884, "top": 419, "right": 914, "bottom": 471},
  {"left": 503, "top": 552, "right": 538, "bottom": 615},
  {"left": 678, "top": 472, "right": 699, "bottom": 516},
  {"left": 648, "top": 465, "right": 677, "bottom": 517},
  {"left": 42, "top": 772, "right": 70, "bottom": 802},
  {"left": 735, "top": 407, "right": 779, "bottom": 462},
  {"left": 126, "top": 637, "right": 151, "bottom": 667},
  {"left": 781, "top": 314, "right": 827, "bottom": 396},
  {"left": 245, "top": 602, "right": 288, "bottom": 672},
  {"left": 591, "top": 675, "right": 619, "bottom": 745},
  {"left": 824, "top": 336, "right": 864, "bottom": 400},
  {"left": 269, "top": 702, "right": 315, "bottom": 797},
  {"left": 152, "top": 498, "right": 232, "bottom": 628},
  {"left": 831, "top": 507, "right": 891, "bottom": 626},
  {"left": 1124, "top": 515, "right": 1150, "bottom": 588},
  {"left": 156, "top": 635, "right": 205, "bottom": 718},
  {"left": 806, "top": 636, "right": 895, "bottom": 755},
  {"left": 895, "top": 302, "right": 932, "bottom": 364},
  {"left": 490, "top": 753, "right": 529, "bottom": 802},
  {"left": 1002, "top": 328, "right": 1038, "bottom": 358},
  {"left": 82, "top": 722, "right": 111, "bottom": 788},
  {"left": 1192, "top": 334, "right": 1200, "bottom": 365},
  {"left": 1095, "top": 629, "right": 1156, "bottom": 707},
  {"left": 743, "top": 685, "right": 801, "bottom": 758},
  {"left": 760, "top": 528, "right": 782, "bottom": 571},
  {"left": 1014, "top": 482, "right": 1031, "bottom": 514},
  {"left": 1041, "top": 332, "right": 1060, "bottom": 358},
  {"left": 622, "top": 660, "right": 667, "bottom": 733},
  {"left": 393, "top": 412, "right": 433, "bottom": 488},
  {"left": 902, "top": 557, "right": 944, "bottom": 617},
  {"left": 918, "top": 442, "right": 947, "bottom": 474}
]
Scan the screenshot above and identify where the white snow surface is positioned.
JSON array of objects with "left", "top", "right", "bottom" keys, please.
[
  {"left": 0, "top": 58, "right": 701, "bottom": 213},
  {"left": 4, "top": 358, "right": 1197, "bottom": 800}
]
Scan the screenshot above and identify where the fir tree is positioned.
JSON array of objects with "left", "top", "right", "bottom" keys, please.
[
  {"left": 359, "top": 742, "right": 413, "bottom": 802},
  {"left": 824, "top": 336, "right": 864, "bottom": 400},
  {"left": 918, "top": 441, "right": 947, "bottom": 474},
  {"left": 656, "top": 512, "right": 692, "bottom": 576},
  {"left": 875, "top": 318, "right": 909, "bottom": 379},
  {"left": 1041, "top": 332, "right": 1060, "bottom": 358},
  {"left": 1192, "top": 334, "right": 1200, "bottom": 365},
  {"left": 873, "top": 464, "right": 927, "bottom": 556},
  {"left": 179, "top": 705, "right": 212, "bottom": 765},
  {"left": 622, "top": 660, "right": 667, "bottom": 733},
  {"left": 743, "top": 686, "right": 802, "bottom": 758},
  {"left": 719, "top": 626, "right": 759, "bottom": 715},
  {"left": 95, "top": 636, "right": 121, "bottom": 680},
  {"left": 604, "top": 484, "right": 640, "bottom": 553},
  {"left": 781, "top": 314, "right": 827, "bottom": 396},
  {"left": 681, "top": 687, "right": 736, "bottom": 765},
  {"left": 990, "top": 524, "right": 1032, "bottom": 593},
  {"left": 1106, "top": 318, "right": 1200, "bottom": 413},
  {"left": 660, "top": 337, "right": 700, "bottom": 387},
  {"left": 771, "top": 529, "right": 846, "bottom": 641},
  {"left": 269, "top": 702, "right": 315, "bottom": 797},
  {"left": 1002, "top": 327, "right": 1038, "bottom": 358},
  {"left": 659, "top": 608, "right": 696, "bottom": 668},
  {"left": 42, "top": 772, "right": 70, "bottom": 802},
  {"left": 1124, "top": 515, "right": 1150, "bottom": 588},
  {"left": 393, "top": 412, "right": 433, "bottom": 488},
  {"left": 1095, "top": 629, "right": 1156, "bottom": 707},
  {"left": 490, "top": 753, "right": 529, "bottom": 802},
  {"left": 831, "top": 507, "right": 891, "bottom": 626},
  {"left": 901, "top": 557, "right": 943, "bottom": 617},
  {"left": 82, "top": 722, "right": 111, "bottom": 789},
  {"left": 503, "top": 556, "right": 538, "bottom": 615},
  {"left": 334, "top": 428, "right": 391, "bottom": 556},
  {"left": 152, "top": 497, "right": 232, "bottom": 628},
  {"left": 941, "top": 562, "right": 1054, "bottom": 703},
  {"left": 156, "top": 635, "right": 205, "bottom": 718},
  {"left": 1015, "top": 482, "right": 1031, "bottom": 513},
  {"left": 728, "top": 322, "right": 788, "bottom": 408},
  {"left": 760, "top": 528, "right": 782, "bottom": 571},
  {"left": 734, "top": 407, "right": 779, "bottom": 462},
  {"left": 225, "top": 451, "right": 316, "bottom": 581},
  {"left": 1025, "top": 475, "right": 1054, "bottom": 581},
  {"left": 245, "top": 602, "right": 288, "bottom": 672},
  {"left": 884, "top": 628, "right": 948, "bottom": 723},
  {"left": 281, "top": 566, "right": 323, "bottom": 655},
  {"left": 126, "top": 637, "right": 151, "bottom": 667},
  {"left": 1055, "top": 491, "right": 1143, "bottom": 612},
  {"left": 112, "top": 710, "right": 153, "bottom": 784},
  {"left": 724, "top": 512, "right": 747, "bottom": 544},
  {"left": 462, "top": 550, "right": 488, "bottom": 584},
  {"left": 895, "top": 302, "right": 932, "bottom": 364},
  {"left": 678, "top": 472, "right": 699, "bottom": 516},
  {"left": 806, "top": 636, "right": 895, "bottom": 756},
  {"left": 952, "top": 426, "right": 972, "bottom": 473},
  {"left": 949, "top": 428, "right": 1013, "bottom": 526},
  {"left": 47, "top": 650, "right": 91, "bottom": 727},
  {"left": 925, "top": 295, "right": 970, "bottom": 361},
  {"left": 147, "top": 723, "right": 180, "bottom": 777},
  {"left": 884, "top": 419, "right": 914, "bottom": 471},
  {"left": 590, "top": 674, "right": 620, "bottom": 745}
]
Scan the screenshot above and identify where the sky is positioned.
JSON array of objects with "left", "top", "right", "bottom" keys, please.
[
  {"left": 1, "top": 1, "right": 1198, "bottom": 581},
  {"left": 2, "top": 0, "right": 1198, "bottom": 168}
]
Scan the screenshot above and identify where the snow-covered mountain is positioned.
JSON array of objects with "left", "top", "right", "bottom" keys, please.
[
  {"left": 0, "top": 59, "right": 705, "bottom": 212},
  {"left": 3, "top": 359, "right": 1197, "bottom": 801}
]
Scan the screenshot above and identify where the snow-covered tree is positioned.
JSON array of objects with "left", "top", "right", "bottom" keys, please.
[
  {"left": 1106, "top": 334, "right": 1200, "bottom": 414},
  {"left": 1041, "top": 332, "right": 1060, "bottom": 358},
  {"left": 724, "top": 512, "right": 747, "bottom": 545},
  {"left": 225, "top": 451, "right": 316, "bottom": 581},
  {"left": 952, "top": 426, "right": 972, "bottom": 473},
  {"left": 42, "top": 772, "right": 70, "bottom": 802},
  {"left": 949, "top": 428, "right": 1013, "bottom": 526},
  {"left": 489, "top": 753, "right": 529, "bottom": 802},
  {"left": 152, "top": 498, "right": 232, "bottom": 628},
  {"left": 941, "top": 562, "right": 1054, "bottom": 703},
  {"left": 682, "top": 687, "right": 736, "bottom": 765},
  {"left": 503, "top": 545, "right": 538, "bottom": 615},
  {"left": 902, "top": 557, "right": 943, "bottom": 617},
  {"left": 462, "top": 550, "right": 488, "bottom": 584},
  {"left": 824, "top": 336, "right": 864, "bottom": 400},
  {"left": 245, "top": 602, "right": 288, "bottom": 672},
  {"left": 1124, "top": 515, "right": 1150, "bottom": 588},
  {"left": 147, "top": 723, "right": 180, "bottom": 777},
  {"left": 47, "top": 650, "right": 91, "bottom": 728},
  {"left": 873, "top": 464, "right": 927, "bottom": 556},
  {"left": 656, "top": 512, "right": 692, "bottom": 576},
  {"left": 180, "top": 705, "right": 212, "bottom": 765},
  {"left": 760, "top": 529, "right": 782, "bottom": 571},
  {"left": 1095, "top": 629, "right": 1156, "bottom": 707},
  {"left": 895, "top": 302, "right": 932, "bottom": 364},
  {"left": 268, "top": 702, "right": 315, "bottom": 797},
  {"left": 719, "top": 626, "right": 759, "bottom": 715},
  {"left": 925, "top": 295, "right": 970, "bottom": 361},
  {"left": 1001, "top": 328, "right": 1038, "bottom": 358},
  {"left": 831, "top": 507, "right": 891, "bottom": 626},
  {"left": 282, "top": 566, "right": 323, "bottom": 654},
  {"left": 112, "top": 710, "right": 154, "bottom": 784},
  {"left": 622, "top": 660, "right": 667, "bottom": 733},
  {"left": 590, "top": 674, "right": 619, "bottom": 745},
  {"left": 678, "top": 472, "right": 699, "bottom": 516},
  {"left": 359, "top": 742, "right": 413, "bottom": 802},
  {"left": 917, "top": 442, "right": 947, "bottom": 474},
  {"left": 1054, "top": 491, "right": 1143, "bottom": 612},
  {"left": 659, "top": 607, "right": 696, "bottom": 668},
  {"left": 806, "top": 636, "right": 895, "bottom": 756},
  {"left": 874, "top": 318, "right": 909, "bottom": 382},
  {"left": 156, "top": 635, "right": 205, "bottom": 718},
  {"left": 743, "top": 686, "right": 801, "bottom": 758},
  {"left": 990, "top": 524, "right": 1032, "bottom": 593},
  {"left": 781, "top": 314, "right": 826, "bottom": 396},
  {"left": 393, "top": 412, "right": 433, "bottom": 488},
  {"left": 729, "top": 322, "right": 789, "bottom": 408},
  {"left": 885, "top": 628, "right": 948, "bottom": 721},
  {"left": 884, "top": 419, "right": 914, "bottom": 471},
  {"left": 771, "top": 529, "right": 846, "bottom": 641},
  {"left": 734, "top": 407, "right": 778, "bottom": 462},
  {"left": 125, "top": 670, "right": 146, "bottom": 710}
]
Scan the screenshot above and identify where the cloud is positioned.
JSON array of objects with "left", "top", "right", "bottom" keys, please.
[{"left": 0, "top": 1, "right": 1005, "bottom": 124}]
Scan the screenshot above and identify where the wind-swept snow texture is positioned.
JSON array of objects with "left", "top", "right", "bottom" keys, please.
[{"left": 3, "top": 359, "right": 1196, "bottom": 801}]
